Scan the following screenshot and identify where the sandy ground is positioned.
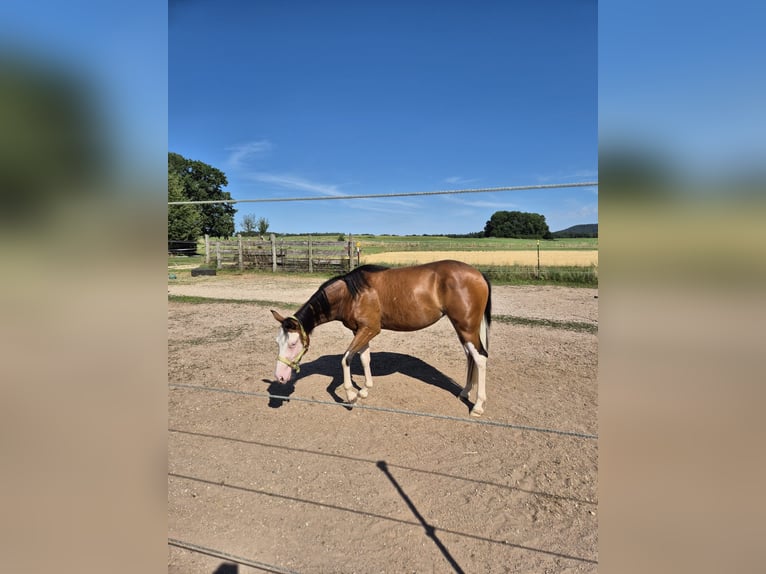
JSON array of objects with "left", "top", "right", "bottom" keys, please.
[
  {"left": 361, "top": 250, "right": 598, "bottom": 267},
  {"left": 168, "top": 273, "right": 598, "bottom": 573}
]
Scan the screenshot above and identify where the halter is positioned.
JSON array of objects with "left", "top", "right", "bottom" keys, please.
[{"left": 277, "top": 315, "right": 309, "bottom": 372}]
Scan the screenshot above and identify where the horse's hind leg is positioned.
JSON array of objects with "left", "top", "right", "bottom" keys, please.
[
  {"left": 460, "top": 348, "right": 475, "bottom": 401},
  {"left": 451, "top": 316, "right": 488, "bottom": 416},
  {"left": 465, "top": 343, "right": 487, "bottom": 417}
]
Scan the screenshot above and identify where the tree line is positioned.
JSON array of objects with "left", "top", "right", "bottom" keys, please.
[
  {"left": 451, "top": 212, "right": 597, "bottom": 239},
  {"left": 168, "top": 152, "right": 269, "bottom": 240},
  {"left": 168, "top": 152, "right": 234, "bottom": 240},
  {"left": 482, "top": 210, "right": 554, "bottom": 239},
  {"left": 446, "top": 211, "right": 555, "bottom": 239}
]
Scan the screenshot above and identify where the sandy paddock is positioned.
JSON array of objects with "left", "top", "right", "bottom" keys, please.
[{"left": 168, "top": 273, "right": 598, "bottom": 573}]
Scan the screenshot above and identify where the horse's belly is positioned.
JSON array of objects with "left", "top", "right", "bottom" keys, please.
[{"left": 380, "top": 311, "right": 443, "bottom": 332}]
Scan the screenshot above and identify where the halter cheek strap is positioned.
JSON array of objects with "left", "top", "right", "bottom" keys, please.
[
  {"left": 277, "top": 347, "right": 308, "bottom": 372},
  {"left": 277, "top": 316, "right": 309, "bottom": 372}
]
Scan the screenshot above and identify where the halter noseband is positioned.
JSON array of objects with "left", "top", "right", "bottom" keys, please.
[{"left": 277, "top": 315, "right": 309, "bottom": 372}]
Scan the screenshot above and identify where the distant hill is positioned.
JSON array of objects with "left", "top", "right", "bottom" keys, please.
[{"left": 552, "top": 223, "right": 598, "bottom": 238}]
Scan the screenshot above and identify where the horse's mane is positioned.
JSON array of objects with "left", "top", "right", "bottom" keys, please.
[
  {"left": 337, "top": 264, "right": 389, "bottom": 298},
  {"left": 295, "top": 265, "right": 389, "bottom": 332}
]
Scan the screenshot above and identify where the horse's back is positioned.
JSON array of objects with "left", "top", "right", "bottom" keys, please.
[
  {"left": 365, "top": 260, "right": 488, "bottom": 331},
  {"left": 370, "top": 259, "right": 483, "bottom": 291},
  {"left": 380, "top": 259, "right": 481, "bottom": 279}
]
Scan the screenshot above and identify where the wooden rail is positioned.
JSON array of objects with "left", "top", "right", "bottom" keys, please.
[{"left": 204, "top": 234, "right": 357, "bottom": 273}]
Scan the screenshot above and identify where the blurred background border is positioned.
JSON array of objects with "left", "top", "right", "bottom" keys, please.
[{"left": 0, "top": 1, "right": 763, "bottom": 573}]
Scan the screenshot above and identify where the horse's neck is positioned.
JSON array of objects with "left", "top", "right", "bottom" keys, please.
[
  {"left": 295, "top": 283, "right": 339, "bottom": 333},
  {"left": 295, "top": 305, "right": 328, "bottom": 334},
  {"left": 299, "top": 277, "right": 354, "bottom": 333}
]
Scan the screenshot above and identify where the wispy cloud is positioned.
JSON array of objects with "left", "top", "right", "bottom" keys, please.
[
  {"left": 351, "top": 200, "right": 418, "bottom": 214},
  {"left": 226, "top": 140, "right": 347, "bottom": 198},
  {"left": 444, "top": 176, "right": 481, "bottom": 186},
  {"left": 225, "top": 140, "right": 273, "bottom": 168},
  {"left": 245, "top": 172, "right": 346, "bottom": 197},
  {"left": 569, "top": 204, "right": 599, "bottom": 219},
  {"left": 550, "top": 202, "right": 599, "bottom": 223},
  {"left": 441, "top": 195, "right": 516, "bottom": 209},
  {"left": 249, "top": 172, "right": 419, "bottom": 215},
  {"left": 226, "top": 140, "right": 431, "bottom": 216}
]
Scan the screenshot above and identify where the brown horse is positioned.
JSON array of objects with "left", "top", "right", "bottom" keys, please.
[{"left": 271, "top": 260, "right": 491, "bottom": 416}]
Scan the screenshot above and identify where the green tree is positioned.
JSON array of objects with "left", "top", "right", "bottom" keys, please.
[
  {"left": 241, "top": 214, "right": 256, "bottom": 234},
  {"left": 168, "top": 172, "right": 202, "bottom": 240},
  {"left": 168, "top": 152, "right": 236, "bottom": 237},
  {"left": 257, "top": 217, "right": 269, "bottom": 236},
  {"left": 0, "top": 56, "right": 109, "bottom": 225},
  {"left": 484, "top": 210, "right": 552, "bottom": 239}
]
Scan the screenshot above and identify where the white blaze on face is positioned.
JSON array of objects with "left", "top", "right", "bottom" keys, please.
[{"left": 274, "top": 328, "right": 303, "bottom": 383}]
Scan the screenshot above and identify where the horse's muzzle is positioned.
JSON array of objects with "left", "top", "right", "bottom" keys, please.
[{"left": 274, "top": 361, "right": 293, "bottom": 384}]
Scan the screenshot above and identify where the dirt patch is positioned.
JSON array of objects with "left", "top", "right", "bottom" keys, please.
[
  {"left": 362, "top": 250, "right": 598, "bottom": 267},
  {"left": 168, "top": 274, "right": 598, "bottom": 573}
]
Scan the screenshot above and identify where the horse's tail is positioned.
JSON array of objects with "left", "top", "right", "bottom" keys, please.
[{"left": 480, "top": 273, "right": 492, "bottom": 356}]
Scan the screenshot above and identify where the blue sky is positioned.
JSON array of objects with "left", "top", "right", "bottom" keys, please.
[
  {"left": 2, "top": 0, "right": 760, "bottom": 234},
  {"left": 170, "top": 1, "right": 597, "bottom": 235},
  {"left": 1, "top": 1, "right": 167, "bottom": 181},
  {"left": 600, "top": 1, "right": 766, "bottom": 182}
]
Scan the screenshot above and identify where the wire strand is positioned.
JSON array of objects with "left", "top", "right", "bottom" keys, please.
[
  {"left": 168, "top": 538, "right": 300, "bottom": 574},
  {"left": 168, "top": 181, "right": 598, "bottom": 205},
  {"left": 169, "top": 383, "right": 598, "bottom": 439}
]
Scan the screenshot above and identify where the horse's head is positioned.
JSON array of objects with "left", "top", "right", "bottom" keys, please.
[{"left": 271, "top": 310, "right": 310, "bottom": 383}]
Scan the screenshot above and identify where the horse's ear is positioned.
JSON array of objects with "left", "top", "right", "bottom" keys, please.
[{"left": 271, "top": 309, "right": 286, "bottom": 323}]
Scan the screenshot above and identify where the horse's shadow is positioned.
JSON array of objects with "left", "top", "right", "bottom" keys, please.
[{"left": 262, "top": 351, "right": 466, "bottom": 410}]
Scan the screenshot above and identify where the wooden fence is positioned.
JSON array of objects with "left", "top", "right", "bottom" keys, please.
[{"left": 204, "top": 234, "right": 358, "bottom": 273}]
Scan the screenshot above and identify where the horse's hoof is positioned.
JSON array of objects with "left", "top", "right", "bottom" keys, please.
[
  {"left": 346, "top": 393, "right": 358, "bottom": 404},
  {"left": 470, "top": 407, "right": 484, "bottom": 417},
  {"left": 358, "top": 387, "right": 369, "bottom": 398}
]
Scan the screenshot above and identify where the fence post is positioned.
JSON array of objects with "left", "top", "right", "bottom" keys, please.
[
  {"left": 216, "top": 241, "right": 221, "bottom": 269},
  {"left": 348, "top": 234, "right": 354, "bottom": 270},
  {"left": 536, "top": 239, "right": 540, "bottom": 279},
  {"left": 204, "top": 234, "right": 210, "bottom": 265},
  {"left": 270, "top": 234, "right": 277, "bottom": 272},
  {"left": 308, "top": 235, "right": 313, "bottom": 273},
  {"left": 238, "top": 234, "right": 244, "bottom": 271}
]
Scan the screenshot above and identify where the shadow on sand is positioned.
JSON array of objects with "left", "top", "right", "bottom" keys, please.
[{"left": 262, "top": 351, "right": 468, "bottom": 411}]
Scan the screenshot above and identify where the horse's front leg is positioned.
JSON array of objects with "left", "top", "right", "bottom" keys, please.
[
  {"left": 341, "top": 328, "right": 378, "bottom": 403},
  {"left": 357, "top": 344, "right": 373, "bottom": 398},
  {"left": 341, "top": 350, "right": 357, "bottom": 402}
]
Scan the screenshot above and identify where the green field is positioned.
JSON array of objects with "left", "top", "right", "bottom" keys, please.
[
  {"left": 209, "top": 234, "right": 597, "bottom": 253},
  {"left": 169, "top": 234, "right": 599, "bottom": 286},
  {"left": 351, "top": 235, "right": 596, "bottom": 254}
]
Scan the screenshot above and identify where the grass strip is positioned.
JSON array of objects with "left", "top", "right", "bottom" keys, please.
[
  {"left": 168, "top": 294, "right": 298, "bottom": 309},
  {"left": 169, "top": 295, "right": 597, "bottom": 334},
  {"left": 493, "top": 314, "right": 598, "bottom": 334}
]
